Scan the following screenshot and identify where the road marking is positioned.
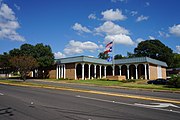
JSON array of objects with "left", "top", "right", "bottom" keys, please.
[
  {"left": 0, "top": 93, "right": 4, "bottom": 95},
  {"left": 0, "top": 81, "right": 180, "bottom": 104},
  {"left": 76, "top": 95, "right": 180, "bottom": 114},
  {"left": 134, "top": 103, "right": 180, "bottom": 108}
]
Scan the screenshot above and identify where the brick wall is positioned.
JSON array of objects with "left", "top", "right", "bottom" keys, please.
[
  {"left": 66, "top": 63, "right": 75, "bottom": 79},
  {"left": 149, "top": 64, "right": 158, "bottom": 80},
  {"left": 162, "top": 67, "right": 167, "bottom": 79},
  {"left": 149, "top": 64, "right": 167, "bottom": 80},
  {"left": 106, "top": 75, "right": 126, "bottom": 80},
  {"left": 49, "top": 70, "right": 56, "bottom": 79}
]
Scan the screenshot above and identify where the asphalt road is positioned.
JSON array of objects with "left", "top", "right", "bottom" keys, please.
[
  {"left": 0, "top": 84, "right": 180, "bottom": 120},
  {"left": 28, "top": 79, "right": 180, "bottom": 100}
]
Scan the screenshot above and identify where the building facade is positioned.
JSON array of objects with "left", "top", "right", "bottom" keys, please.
[{"left": 49, "top": 56, "right": 167, "bottom": 80}]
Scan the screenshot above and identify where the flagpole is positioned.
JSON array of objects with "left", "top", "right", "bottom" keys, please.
[{"left": 112, "top": 40, "right": 115, "bottom": 76}]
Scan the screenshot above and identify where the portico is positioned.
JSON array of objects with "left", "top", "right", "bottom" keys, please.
[{"left": 55, "top": 56, "right": 167, "bottom": 80}]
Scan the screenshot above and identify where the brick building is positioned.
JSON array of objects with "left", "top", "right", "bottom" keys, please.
[{"left": 48, "top": 56, "right": 167, "bottom": 80}]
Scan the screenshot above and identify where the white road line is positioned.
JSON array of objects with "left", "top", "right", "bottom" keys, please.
[
  {"left": 0, "top": 93, "right": 4, "bottom": 95},
  {"left": 76, "top": 95, "right": 180, "bottom": 114},
  {"left": 134, "top": 103, "right": 180, "bottom": 108}
]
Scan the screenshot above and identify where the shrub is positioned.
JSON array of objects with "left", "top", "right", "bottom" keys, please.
[
  {"left": 167, "top": 75, "right": 180, "bottom": 88},
  {"left": 121, "top": 79, "right": 136, "bottom": 83}
]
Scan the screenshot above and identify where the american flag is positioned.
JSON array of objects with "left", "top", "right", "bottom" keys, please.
[{"left": 104, "top": 41, "right": 113, "bottom": 54}]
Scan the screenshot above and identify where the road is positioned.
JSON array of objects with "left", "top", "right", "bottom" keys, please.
[
  {"left": 0, "top": 84, "right": 180, "bottom": 120},
  {"left": 28, "top": 79, "right": 180, "bottom": 100}
]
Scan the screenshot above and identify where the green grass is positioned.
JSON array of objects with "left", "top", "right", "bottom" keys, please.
[
  {"left": 0, "top": 80, "right": 53, "bottom": 87},
  {"left": 0, "top": 79, "right": 180, "bottom": 92},
  {"left": 45, "top": 79, "right": 180, "bottom": 91}
]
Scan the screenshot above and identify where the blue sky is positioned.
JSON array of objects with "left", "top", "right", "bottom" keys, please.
[{"left": 0, "top": 0, "right": 180, "bottom": 58}]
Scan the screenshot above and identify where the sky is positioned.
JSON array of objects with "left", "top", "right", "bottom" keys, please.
[{"left": 0, "top": 0, "right": 180, "bottom": 59}]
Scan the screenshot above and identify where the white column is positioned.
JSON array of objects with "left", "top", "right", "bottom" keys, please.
[
  {"left": 104, "top": 66, "right": 107, "bottom": 78},
  {"left": 75, "top": 64, "right": 77, "bottom": 80},
  {"left": 64, "top": 64, "right": 66, "bottom": 79},
  {"left": 127, "top": 65, "right": 129, "bottom": 79},
  {"left": 58, "top": 65, "right": 60, "bottom": 79},
  {"left": 144, "top": 64, "right": 147, "bottom": 80},
  {"left": 148, "top": 64, "right": 150, "bottom": 80},
  {"left": 94, "top": 64, "right": 97, "bottom": 79},
  {"left": 112, "top": 65, "right": 115, "bottom": 76},
  {"left": 99, "top": 65, "right": 102, "bottom": 79},
  {"left": 119, "top": 65, "right": 121, "bottom": 76},
  {"left": 88, "top": 64, "right": 91, "bottom": 79},
  {"left": 82, "top": 63, "right": 85, "bottom": 80},
  {"left": 31, "top": 71, "right": 34, "bottom": 78},
  {"left": 61, "top": 65, "right": 63, "bottom": 78},
  {"left": 135, "top": 64, "right": 138, "bottom": 79},
  {"left": 56, "top": 65, "right": 58, "bottom": 79}
]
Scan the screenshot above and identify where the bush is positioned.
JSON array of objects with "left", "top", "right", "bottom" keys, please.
[
  {"left": 167, "top": 75, "right": 180, "bottom": 88},
  {"left": 121, "top": 79, "right": 136, "bottom": 83}
]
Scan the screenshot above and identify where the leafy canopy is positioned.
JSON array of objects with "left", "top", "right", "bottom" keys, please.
[
  {"left": 9, "top": 43, "right": 54, "bottom": 68},
  {"left": 98, "top": 52, "right": 110, "bottom": 59},
  {"left": 134, "top": 40, "right": 174, "bottom": 67},
  {"left": 10, "top": 56, "right": 38, "bottom": 80}
]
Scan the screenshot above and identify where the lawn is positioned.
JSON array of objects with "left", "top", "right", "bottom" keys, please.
[
  {"left": 0, "top": 79, "right": 179, "bottom": 92},
  {"left": 45, "top": 79, "right": 180, "bottom": 92}
]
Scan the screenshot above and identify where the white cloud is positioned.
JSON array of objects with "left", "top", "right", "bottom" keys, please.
[
  {"left": 149, "top": 36, "right": 155, "bottom": 40},
  {"left": 88, "top": 13, "right": 96, "bottom": 20},
  {"left": 64, "top": 40, "right": 102, "bottom": 55},
  {"left": 130, "top": 11, "right": 138, "bottom": 16},
  {"left": 169, "top": 24, "right": 180, "bottom": 37},
  {"left": 54, "top": 52, "right": 66, "bottom": 59},
  {"left": 176, "top": 46, "right": 180, "bottom": 54},
  {"left": 72, "top": 23, "right": 91, "bottom": 33},
  {"left": 136, "top": 38, "right": 145, "bottom": 43},
  {"left": 136, "top": 15, "right": 149, "bottom": 22},
  {"left": 95, "top": 21, "right": 129, "bottom": 35},
  {"left": 0, "top": 3, "right": 25, "bottom": 41},
  {"left": 0, "top": 3, "right": 15, "bottom": 20},
  {"left": 104, "top": 34, "right": 135, "bottom": 45},
  {"left": 158, "top": 31, "right": 170, "bottom": 38},
  {"left": 101, "top": 9, "right": 126, "bottom": 21},
  {"left": 14, "top": 4, "right": 20, "bottom": 10}
]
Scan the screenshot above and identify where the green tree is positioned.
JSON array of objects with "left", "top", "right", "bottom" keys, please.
[
  {"left": 0, "top": 53, "right": 11, "bottom": 78},
  {"left": 98, "top": 52, "right": 109, "bottom": 59},
  {"left": 34, "top": 43, "right": 54, "bottom": 68},
  {"left": 114, "top": 54, "right": 123, "bottom": 59},
  {"left": 9, "top": 48, "right": 21, "bottom": 57},
  {"left": 20, "top": 43, "right": 35, "bottom": 56},
  {"left": 9, "top": 56, "right": 38, "bottom": 81},
  {"left": 134, "top": 40, "right": 174, "bottom": 67},
  {"left": 9, "top": 43, "right": 54, "bottom": 78},
  {"left": 172, "top": 53, "right": 180, "bottom": 68},
  {"left": 127, "top": 52, "right": 136, "bottom": 58}
]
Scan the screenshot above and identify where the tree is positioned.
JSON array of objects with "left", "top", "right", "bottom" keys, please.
[
  {"left": 33, "top": 44, "right": 54, "bottom": 78},
  {"left": 0, "top": 53, "right": 11, "bottom": 78},
  {"left": 98, "top": 52, "right": 109, "bottom": 59},
  {"left": 172, "top": 53, "right": 180, "bottom": 68},
  {"left": 9, "top": 43, "right": 54, "bottom": 78},
  {"left": 134, "top": 40, "right": 174, "bottom": 67},
  {"left": 9, "top": 48, "right": 21, "bottom": 57},
  {"left": 9, "top": 56, "right": 38, "bottom": 81},
  {"left": 127, "top": 52, "right": 136, "bottom": 58},
  {"left": 34, "top": 43, "right": 54, "bottom": 68},
  {"left": 114, "top": 54, "right": 123, "bottom": 59}
]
